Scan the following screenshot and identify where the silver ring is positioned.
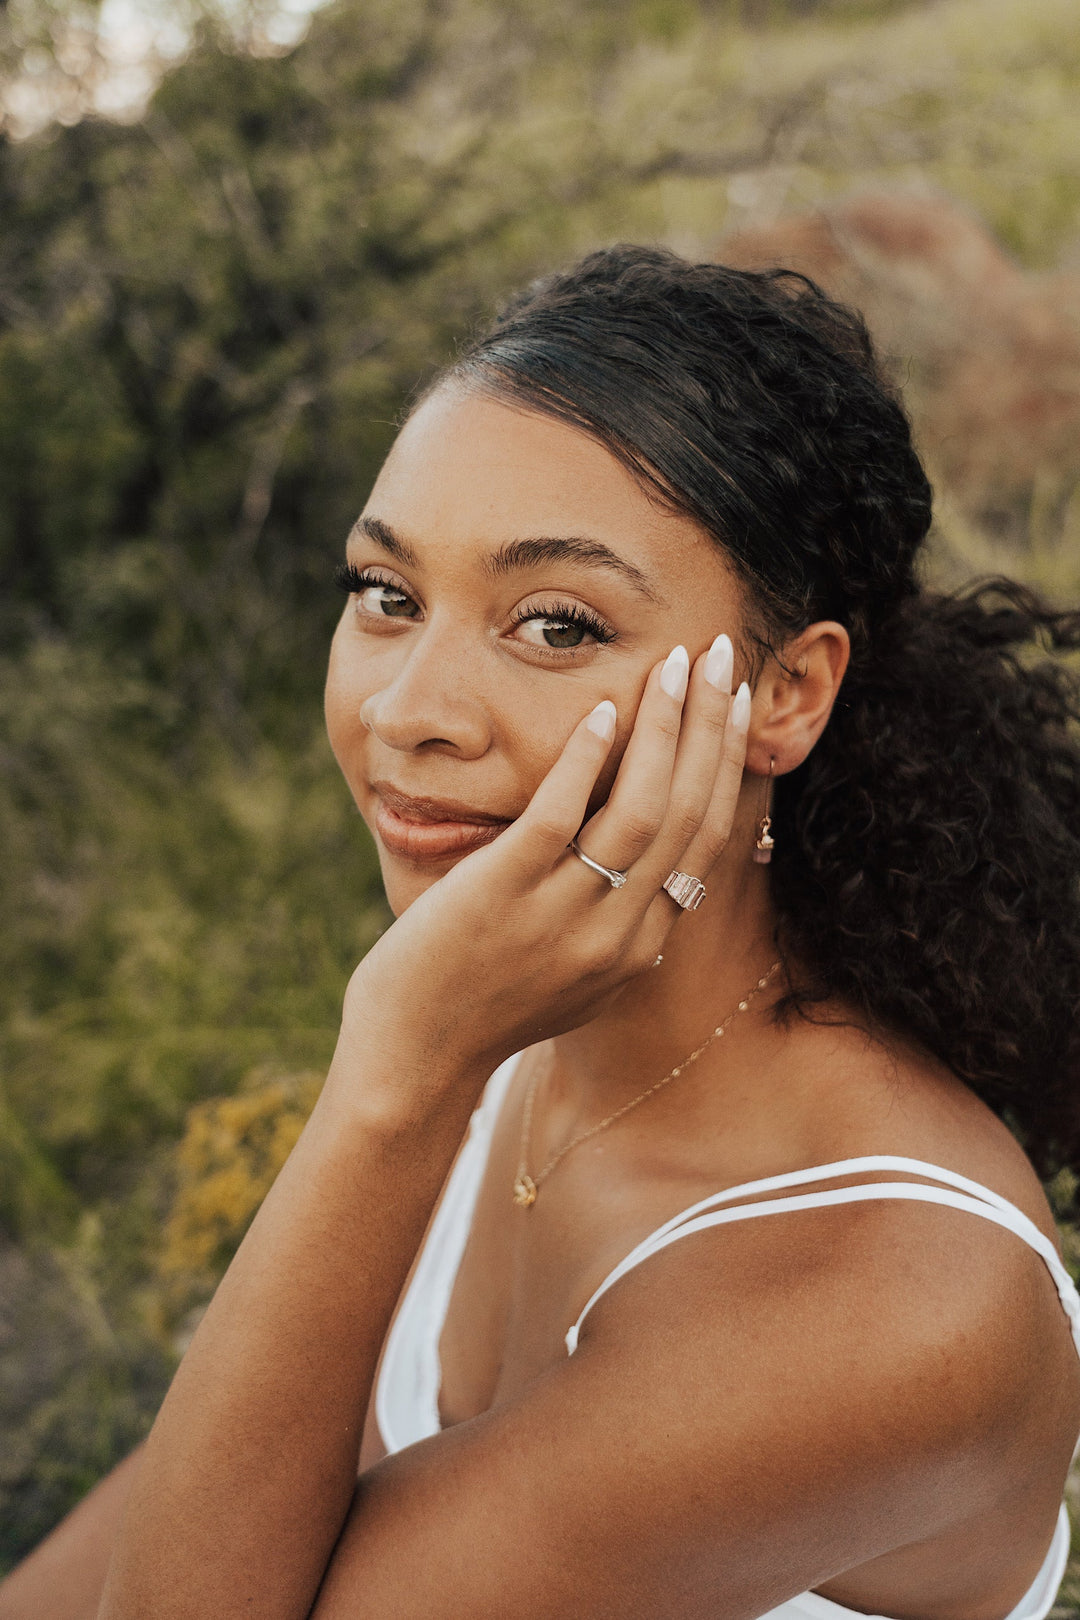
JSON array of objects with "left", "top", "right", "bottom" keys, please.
[
  {"left": 663, "top": 870, "right": 706, "bottom": 911},
  {"left": 569, "top": 839, "right": 628, "bottom": 890}
]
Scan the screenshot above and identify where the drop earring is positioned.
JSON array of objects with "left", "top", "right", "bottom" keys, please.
[{"left": 753, "top": 757, "right": 775, "bottom": 864}]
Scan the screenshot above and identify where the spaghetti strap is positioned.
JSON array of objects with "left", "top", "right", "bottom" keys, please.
[{"left": 565, "top": 1156, "right": 1080, "bottom": 1355}]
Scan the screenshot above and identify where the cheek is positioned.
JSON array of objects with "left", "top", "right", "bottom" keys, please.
[
  {"left": 503, "top": 703, "right": 578, "bottom": 780},
  {"left": 503, "top": 644, "right": 650, "bottom": 791},
  {"left": 324, "top": 620, "right": 367, "bottom": 773},
  {"left": 580, "top": 663, "right": 651, "bottom": 811},
  {"left": 498, "top": 674, "right": 637, "bottom": 820}
]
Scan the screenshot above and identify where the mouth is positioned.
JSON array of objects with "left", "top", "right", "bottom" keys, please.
[{"left": 371, "top": 782, "right": 515, "bottom": 865}]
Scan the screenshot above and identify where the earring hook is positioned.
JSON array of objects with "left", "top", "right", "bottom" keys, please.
[{"left": 753, "top": 756, "right": 775, "bottom": 865}]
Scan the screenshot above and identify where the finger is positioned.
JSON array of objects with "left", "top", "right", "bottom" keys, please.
[
  {"left": 574, "top": 644, "right": 690, "bottom": 871},
  {"left": 665, "top": 679, "right": 752, "bottom": 889},
  {"left": 498, "top": 699, "right": 618, "bottom": 881},
  {"left": 630, "top": 631, "right": 735, "bottom": 883}
]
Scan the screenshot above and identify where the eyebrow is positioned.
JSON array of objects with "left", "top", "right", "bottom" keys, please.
[
  {"left": 352, "top": 515, "right": 662, "bottom": 603},
  {"left": 352, "top": 515, "right": 417, "bottom": 567}
]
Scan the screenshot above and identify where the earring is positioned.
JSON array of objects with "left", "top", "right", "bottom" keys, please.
[{"left": 753, "top": 757, "right": 775, "bottom": 865}]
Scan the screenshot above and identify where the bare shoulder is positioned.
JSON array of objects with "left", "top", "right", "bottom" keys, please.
[
  {"left": 570, "top": 1112, "right": 1078, "bottom": 1544},
  {"left": 602, "top": 1005, "right": 1080, "bottom": 1505},
  {"left": 772, "top": 1002, "right": 1061, "bottom": 1238},
  {"left": 582, "top": 1139, "right": 1058, "bottom": 1404}
]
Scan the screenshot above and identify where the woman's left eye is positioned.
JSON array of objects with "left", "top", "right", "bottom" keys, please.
[{"left": 510, "top": 605, "right": 615, "bottom": 653}]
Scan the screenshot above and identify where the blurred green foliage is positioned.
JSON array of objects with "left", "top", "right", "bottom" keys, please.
[{"left": 1, "top": 0, "right": 1079, "bottom": 1581}]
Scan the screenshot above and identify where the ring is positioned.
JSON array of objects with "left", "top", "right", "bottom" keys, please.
[
  {"left": 662, "top": 870, "right": 706, "bottom": 911},
  {"left": 569, "top": 839, "right": 629, "bottom": 890}
]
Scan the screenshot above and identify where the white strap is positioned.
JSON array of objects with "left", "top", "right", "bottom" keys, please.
[{"left": 565, "top": 1158, "right": 1080, "bottom": 1355}]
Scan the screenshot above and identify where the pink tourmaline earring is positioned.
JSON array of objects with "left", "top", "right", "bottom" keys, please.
[{"left": 754, "top": 757, "right": 775, "bottom": 864}]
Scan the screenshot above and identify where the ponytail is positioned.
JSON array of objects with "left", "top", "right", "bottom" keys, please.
[{"left": 775, "top": 580, "right": 1080, "bottom": 1179}]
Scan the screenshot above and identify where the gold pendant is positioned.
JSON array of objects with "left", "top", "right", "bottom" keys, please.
[{"left": 512, "top": 1173, "right": 537, "bottom": 1208}]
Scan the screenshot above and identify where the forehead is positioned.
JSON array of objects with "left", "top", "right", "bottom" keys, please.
[{"left": 364, "top": 383, "right": 734, "bottom": 600}]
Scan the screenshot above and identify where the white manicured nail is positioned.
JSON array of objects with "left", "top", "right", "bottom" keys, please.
[
  {"left": 704, "top": 633, "right": 733, "bottom": 692},
  {"left": 586, "top": 700, "right": 617, "bottom": 741},
  {"left": 660, "top": 645, "right": 690, "bottom": 701},
  {"left": 731, "top": 682, "right": 751, "bottom": 731}
]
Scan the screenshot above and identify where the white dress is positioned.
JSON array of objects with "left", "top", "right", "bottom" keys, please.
[{"left": 377, "top": 1056, "right": 1080, "bottom": 1620}]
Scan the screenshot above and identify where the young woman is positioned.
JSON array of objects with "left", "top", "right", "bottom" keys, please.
[{"left": 5, "top": 246, "right": 1080, "bottom": 1620}]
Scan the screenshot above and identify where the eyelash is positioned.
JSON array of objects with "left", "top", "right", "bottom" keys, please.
[
  {"left": 334, "top": 562, "right": 386, "bottom": 596},
  {"left": 507, "top": 597, "right": 615, "bottom": 646},
  {"left": 334, "top": 566, "right": 617, "bottom": 651}
]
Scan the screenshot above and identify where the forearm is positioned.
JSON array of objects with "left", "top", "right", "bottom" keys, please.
[
  {"left": 94, "top": 663, "right": 692, "bottom": 1615},
  {"left": 97, "top": 1030, "right": 489, "bottom": 1620}
]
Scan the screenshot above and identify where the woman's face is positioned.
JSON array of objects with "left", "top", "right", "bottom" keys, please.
[{"left": 325, "top": 384, "right": 746, "bottom": 915}]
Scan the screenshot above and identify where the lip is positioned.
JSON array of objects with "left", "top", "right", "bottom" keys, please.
[{"left": 371, "top": 782, "right": 515, "bottom": 864}]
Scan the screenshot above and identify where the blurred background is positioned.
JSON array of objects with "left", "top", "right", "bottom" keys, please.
[{"left": 1, "top": 0, "right": 1079, "bottom": 1592}]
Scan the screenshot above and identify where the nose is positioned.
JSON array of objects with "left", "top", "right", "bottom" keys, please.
[{"left": 357, "top": 622, "right": 493, "bottom": 760}]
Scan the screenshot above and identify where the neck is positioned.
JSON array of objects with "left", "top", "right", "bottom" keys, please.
[{"left": 548, "top": 846, "right": 783, "bottom": 1118}]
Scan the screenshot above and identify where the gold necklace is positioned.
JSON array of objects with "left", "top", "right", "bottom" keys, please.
[{"left": 512, "top": 961, "right": 781, "bottom": 1208}]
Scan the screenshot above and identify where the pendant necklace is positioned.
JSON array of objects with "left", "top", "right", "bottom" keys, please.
[{"left": 512, "top": 960, "right": 781, "bottom": 1209}]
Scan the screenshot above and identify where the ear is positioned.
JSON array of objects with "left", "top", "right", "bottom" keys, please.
[{"left": 745, "top": 621, "right": 850, "bottom": 776}]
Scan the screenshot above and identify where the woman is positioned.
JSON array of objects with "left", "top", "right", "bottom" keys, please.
[{"left": 4, "top": 245, "right": 1080, "bottom": 1620}]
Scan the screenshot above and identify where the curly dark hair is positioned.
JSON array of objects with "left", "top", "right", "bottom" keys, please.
[{"left": 439, "top": 244, "right": 1080, "bottom": 1183}]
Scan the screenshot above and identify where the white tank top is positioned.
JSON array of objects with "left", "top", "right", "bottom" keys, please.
[{"left": 376, "top": 1055, "right": 1080, "bottom": 1620}]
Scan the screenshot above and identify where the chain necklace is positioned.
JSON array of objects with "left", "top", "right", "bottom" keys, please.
[{"left": 512, "top": 961, "right": 781, "bottom": 1208}]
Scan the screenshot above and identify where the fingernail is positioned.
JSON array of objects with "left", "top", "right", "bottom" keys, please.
[
  {"left": 731, "top": 682, "right": 751, "bottom": 731},
  {"left": 660, "top": 645, "right": 690, "bottom": 701},
  {"left": 586, "top": 699, "right": 617, "bottom": 741},
  {"left": 704, "top": 633, "right": 733, "bottom": 692}
]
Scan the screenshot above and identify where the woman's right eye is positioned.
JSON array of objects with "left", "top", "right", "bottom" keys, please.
[
  {"left": 357, "top": 582, "right": 419, "bottom": 619},
  {"left": 335, "top": 564, "right": 420, "bottom": 620}
]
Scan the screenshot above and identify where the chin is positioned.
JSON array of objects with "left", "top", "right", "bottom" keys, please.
[{"left": 376, "top": 845, "right": 466, "bottom": 916}]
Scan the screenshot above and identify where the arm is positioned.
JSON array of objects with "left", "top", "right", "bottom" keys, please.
[
  {"left": 99, "top": 1038, "right": 492, "bottom": 1619},
  {"left": 309, "top": 1196, "right": 1037, "bottom": 1620},
  {"left": 96, "top": 651, "right": 754, "bottom": 1618}
]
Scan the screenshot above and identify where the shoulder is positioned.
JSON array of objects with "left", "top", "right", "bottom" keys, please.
[
  {"left": 771, "top": 1003, "right": 1061, "bottom": 1240},
  {"left": 568, "top": 1002, "right": 1075, "bottom": 1483},
  {"left": 572, "top": 1119, "right": 1074, "bottom": 1509}
]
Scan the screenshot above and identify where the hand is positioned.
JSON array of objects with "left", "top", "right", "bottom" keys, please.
[{"left": 338, "top": 636, "right": 750, "bottom": 1083}]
